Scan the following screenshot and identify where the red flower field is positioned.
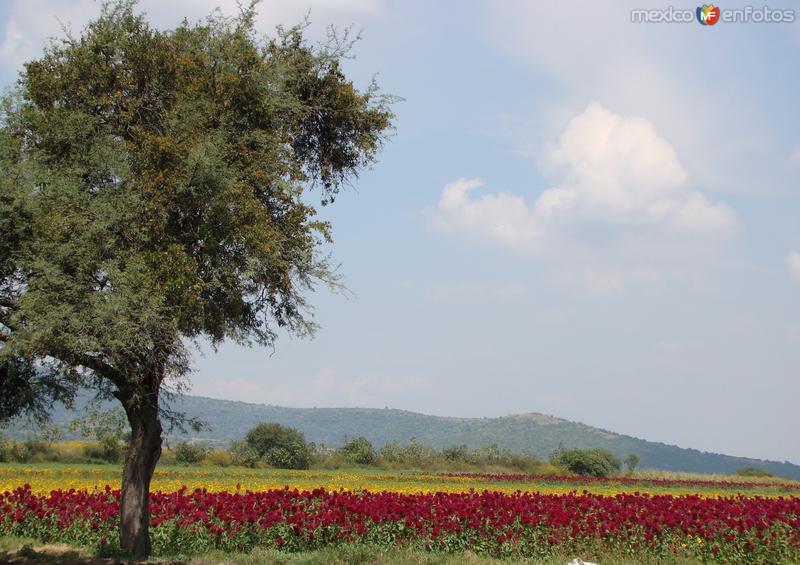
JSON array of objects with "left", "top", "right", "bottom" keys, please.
[{"left": 1, "top": 484, "right": 798, "bottom": 562}]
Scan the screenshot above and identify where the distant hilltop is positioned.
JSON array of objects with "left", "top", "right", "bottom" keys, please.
[{"left": 6, "top": 393, "right": 800, "bottom": 479}]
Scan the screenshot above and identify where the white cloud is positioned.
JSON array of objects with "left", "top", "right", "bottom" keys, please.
[
  {"left": 787, "top": 251, "right": 800, "bottom": 282},
  {"left": 539, "top": 103, "right": 737, "bottom": 235},
  {"left": 429, "top": 178, "right": 546, "bottom": 253},
  {"left": 484, "top": 1, "right": 793, "bottom": 197},
  {"left": 430, "top": 103, "right": 738, "bottom": 256}
]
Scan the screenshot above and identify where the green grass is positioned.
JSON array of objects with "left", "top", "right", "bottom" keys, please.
[{"left": 0, "top": 536, "right": 708, "bottom": 564}]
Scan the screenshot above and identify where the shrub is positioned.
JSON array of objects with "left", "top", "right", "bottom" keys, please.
[
  {"left": 441, "top": 444, "right": 470, "bottom": 463},
  {"left": 82, "top": 438, "right": 124, "bottom": 464},
  {"left": 244, "top": 423, "right": 311, "bottom": 470},
  {"left": 203, "top": 449, "right": 234, "bottom": 467},
  {"left": 551, "top": 448, "right": 621, "bottom": 478},
  {"left": 70, "top": 407, "right": 129, "bottom": 463},
  {"left": 230, "top": 441, "right": 261, "bottom": 468},
  {"left": 338, "top": 437, "right": 377, "bottom": 465},
  {"left": 624, "top": 453, "right": 640, "bottom": 473},
  {"left": 172, "top": 442, "right": 206, "bottom": 465},
  {"left": 735, "top": 466, "right": 772, "bottom": 478},
  {"left": 379, "top": 438, "right": 437, "bottom": 468}
]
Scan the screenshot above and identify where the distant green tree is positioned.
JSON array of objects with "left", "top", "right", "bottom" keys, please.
[
  {"left": 245, "top": 423, "right": 311, "bottom": 469},
  {"left": 474, "top": 444, "right": 502, "bottom": 464},
  {"left": 69, "top": 406, "right": 130, "bottom": 463},
  {"left": 0, "top": 432, "right": 9, "bottom": 462},
  {"left": 624, "top": 453, "right": 640, "bottom": 473},
  {"left": 230, "top": 440, "right": 261, "bottom": 468},
  {"left": 338, "top": 436, "right": 377, "bottom": 465},
  {"left": 378, "top": 441, "right": 403, "bottom": 463},
  {"left": 172, "top": 442, "right": 206, "bottom": 465},
  {"left": 441, "top": 444, "right": 470, "bottom": 463},
  {"left": 551, "top": 448, "right": 621, "bottom": 478},
  {"left": 37, "top": 422, "right": 64, "bottom": 445}
]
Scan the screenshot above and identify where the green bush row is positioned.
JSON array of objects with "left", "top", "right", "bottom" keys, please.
[{"left": 2, "top": 425, "right": 647, "bottom": 478}]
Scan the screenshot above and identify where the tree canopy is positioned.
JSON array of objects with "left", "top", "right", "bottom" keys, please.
[{"left": 0, "top": 0, "right": 393, "bottom": 556}]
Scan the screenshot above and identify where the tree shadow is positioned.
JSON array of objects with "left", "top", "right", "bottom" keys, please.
[{"left": 0, "top": 543, "right": 188, "bottom": 564}]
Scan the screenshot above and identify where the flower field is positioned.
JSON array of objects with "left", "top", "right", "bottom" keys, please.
[
  {"left": 2, "top": 464, "right": 799, "bottom": 498},
  {"left": 440, "top": 472, "right": 800, "bottom": 494},
  {"left": 1, "top": 464, "right": 799, "bottom": 562}
]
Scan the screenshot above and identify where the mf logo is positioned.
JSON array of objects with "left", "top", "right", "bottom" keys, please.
[{"left": 697, "top": 4, "right": 721, "bottom": 25}]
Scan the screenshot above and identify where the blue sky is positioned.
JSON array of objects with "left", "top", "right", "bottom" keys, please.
[{"left": 2, "top": 0, "right": 799, "bottom": 463}]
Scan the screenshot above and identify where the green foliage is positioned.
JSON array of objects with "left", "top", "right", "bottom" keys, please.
[
  {"left": 441, "top": 444, "right": 470, "bottom": 462},
  {"left": 3, "top": 439, "right": 51, "bottom": 463},
  {"left": 0, "top": 0, "right": 392, "bottom": 435},
  {"left": 68, "top": 406, "right": 130, "bottom": 463},
  {"left": 551, "top": 447, "right": 622, "bottom": 478},
  {"left": 202, "top": 448, "right": 234, "bottom": 467},
  {"left": 624, "top": 453, "right": 640, "bottom": 473},
  {"left": 735, "top": 466, "right": 772, "bottom": 477},
  {"left": 171, "top": 441, "right": 207, "bottom": 465},
  {"left": 338, "top": 437, "right": 377, "bottom": 465},
  {"left": 244, "top": 423, "right": 311, "bottom": 470},
  {"left": 379, "top": 438, "right": 437, "bottom": 467},
  {"left": 230, "top": 440, "right": 262, "bottom": 468},
  {"left": 423, "top": 443, "right": 541, "bottom": 472}
]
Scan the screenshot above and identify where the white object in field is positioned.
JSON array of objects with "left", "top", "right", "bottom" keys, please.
[{"left": 568, "top": 560, "right": 599, "bottom": 565}]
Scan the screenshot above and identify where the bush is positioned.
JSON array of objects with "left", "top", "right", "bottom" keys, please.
[
  {"left": 735, "top": 466, "right": 772, "bottom": 478},
  {"left": 441, "top": 444, "right": 470, "bottom": 463},
  {"left": 624, "top": 453, "right": 640, "bottom": 473},
  {"left": 172, "top": 442, "right": 206, "bottom": 465},
  {"left": 379, "top": 438, "right": 437, "bottom": 468},
  {"left": 203, "top": 448, "right": 234, "bottom": 467},
  {"left": 82, "top": 438, "right": 124, "bottom": 464},
  {"left": 244, "top": 423, "right": 311, "bottom": 470},
  {"left": 338, "top": 437, "right": 377, "bottom": 465},
  {"left": 0, "top": 434, "right": 9, "bottom": 463},
  {"left": 551, "top": 448, "right": 621, "bottom": 478},
  {"left": 230, "top": 441, "right": 261, "bottom": 468}
]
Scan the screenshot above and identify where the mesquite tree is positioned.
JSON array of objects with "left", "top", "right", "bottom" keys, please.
[{"left": 0, "top": 1, "right": 392, "bottom": 557}]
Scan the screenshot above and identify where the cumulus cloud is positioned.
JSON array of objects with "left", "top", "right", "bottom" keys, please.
[
  {"left": 485, "top": 1, "right": 792, "bottom": 197},
  {"left": 430, "top": 103, "right": 739, "bottom": 255},
  {"left": 429, "top": 178, "right": 545, "bottom": 253},
  {"left": 787, "top": 251, "right": 800, "bottom": 282}
]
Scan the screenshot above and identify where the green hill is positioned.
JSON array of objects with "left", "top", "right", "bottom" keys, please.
[{"left": 5, "top": 394, "right": 799, "bottom": 479}]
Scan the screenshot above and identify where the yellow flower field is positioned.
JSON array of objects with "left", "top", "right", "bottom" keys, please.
[{"left": 1, "top": 463, "right": 797, "bottom": 498}]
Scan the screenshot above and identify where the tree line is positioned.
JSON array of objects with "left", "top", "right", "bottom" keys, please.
[{"left": 2, "top": 420, "right": 656, "bottom": 478}]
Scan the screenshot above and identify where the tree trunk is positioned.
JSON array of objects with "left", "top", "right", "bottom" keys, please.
[{"left": 119, "top": 395, "right": 162, "bottom": 558}]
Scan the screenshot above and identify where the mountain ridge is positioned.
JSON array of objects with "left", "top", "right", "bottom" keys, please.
[{"left": 6, "top": 393, "right": 799, "bottom": 479}]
